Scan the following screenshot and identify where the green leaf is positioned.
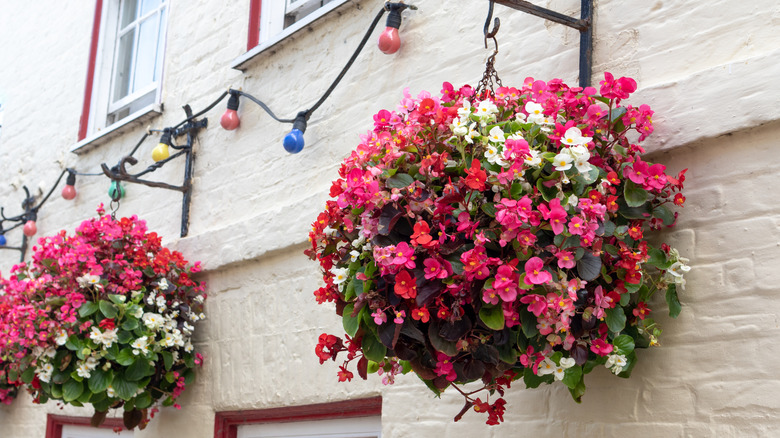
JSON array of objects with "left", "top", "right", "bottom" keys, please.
[
  {"left": 605, "top": 307, "right": 627, "bottom": 333},
  {"left": 121, "top": 318, "right": 138, "bottom": 331},
  {"left": 386, "top": 173, "right": 415, "bottom": 189},
  {"left": 78, "top": 301, "right": 100, "bottom": 318},
  {"left": 21, "top": 366, "right": 35, "bottom": 384},
  {"left": 568, "top": 377, "right": 587, "bottom": 403},
  {"left": 117, "top": 331, "right": 133, "bottom": 345},
  {"left": 536, "top": 178, "right": 558, "bottom": 202},
  {"left": 116, "top": 349, "right": 135, "bottom": 366},
  {"left": 342, "top": 303, "right": 362, "bottom": 337},
  {"left": 63, "top": 379, "right": 84, "bottom": 402},
  {"left": 361, "top": 332, "right": 387, "bottom": 363},
  {"left": 161, "top": 351, "right": 173, "bottom": 370},
  {"left": 126, "top": 358, "right": 152, "bottom": 382},
  {"left": 98, "top": 300, "right": 118, "bottom": 319},
  {"left": 648, "top": 248, "right": 673, "bottom": 270},
  {"left": 480, "top": 203, "right": 496, "bottom": 218},
  {"left": 520, "top": 308, "right": 539, "bottom": 338},
  {"left": 562, "top": 365, "right": 583, "bottom": 390},
  {"left": 612, "top": 334, "right": 635, "bottom": 355},
  {"left": 623, "top": 180, "right": 648, "bottom": 207},
  {"left": 108, "top": 294, "right": 126, "bottom": 306},
  {"left": 610, "top": 106, "right": 627, "bottom": 122},
  {"left": 65, "top": 335, "right": 84, "bottom": 352},
  {"left": 576, "top": 251, "right": 602, "bottom": 281},
  {"left": 134, "top": 391, "right": 153, "bottom": 409},
  {"left": 523, "top": 367, "right": 553, "bottom": 388},
  {"left": 510, "top": 182, "right": 524, "bottom": 198},
  {"left": 344, "top": 279, "right": 357, "bottom": 301},
  {"left": 88, "top": 368, "right": 111, "bottom": 394},
  {"left": 665, "top": 284, "right": 682, "bottom": 318},
  {"left": 111, "top": 374, "right": 137, "bottom": 401},
  {"left": 479, "top": 305, "right": 505, "bottom": 330},
  {"left": 653, "top": 205, "right": 676, "bottom": 226}
]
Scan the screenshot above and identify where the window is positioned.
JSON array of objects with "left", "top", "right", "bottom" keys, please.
[
  {"left": 45, "top": 415, "right": 132, "bottom": 438},
  {"left": 214, "top": 397, "right": 382, "bottom": 438},
  {"left": 236, "top": 0, "right": 349, "bottom": 68},
  {"left": 75, "top": 0, "right": 168, "bottom": 151}
]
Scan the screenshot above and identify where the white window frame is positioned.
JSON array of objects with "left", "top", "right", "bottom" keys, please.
[
  {"left": 74, "top": 0, "right": 169, "bottom": 152},
  {"left": 231, "top": 0, "right": 350, "bottom": 70},
  {"left": 237, "top": 415, "right": 381, "bottom": 438}
]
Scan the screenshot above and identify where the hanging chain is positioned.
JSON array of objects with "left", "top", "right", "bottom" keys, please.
[
  {"left": 109, "top": 199, "right": 120, "bottom": 219},
  {"left": 475, "top": 1, "right": 503, "bottom": 99}
]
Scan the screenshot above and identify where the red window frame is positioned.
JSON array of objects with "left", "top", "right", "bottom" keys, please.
[
  {"left": 247, "top": 0, "right": 262, "bottom": 51},
  {"left": 213, "top": 396, "right": 382, "bottom": 438},
  {"left": 45, "top": 414, "right": 125, "bottom": 438},
  {"left": 78, "top": 0, "right": 104, "bottom": 141}
]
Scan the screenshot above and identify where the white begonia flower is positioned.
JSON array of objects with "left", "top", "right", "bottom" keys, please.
[
  {"left": 194, "top": 294, "right": 205, "bottom": 304},
  {"left": 36, "top": 363, "right": 54, "bottom": 383},
  {"left": 515, "top": 112, "right": 527, "bottom": 123},
  {"left": 184, "top": 341, "right": 194, "bottom": 353},
  {"left": 464, "top": 123, "right": 480, "bottom": 144},
  {"left": 457, "top": 100, "right": 472, "bottom": 119},
  {"left": 561, "top": 126, "right": 592, "bottom": 146},
  {"left": 131, "top": 290, "right": 143, "bottom": 300},
  {"left": 666, "top": 261, "right": 691, "bottom": 279},
  {"left": 106, "top": 385, "right": 116, "bottom": 398},
  {"left": 559, "top": 357, "right": 576, "bottom": 369},
  {"left": 89, "top": 327, "right": 118, "bottom": 348},
  {"left": 158, "top": 278, "right": 170, "bottom": 290},
  {"left": 77, "top": 274, "right": 101, "bottom": 289},
  {"left": 605, "top": 354, "right": 627, "bottom": 374},
  {"left": 146, "top": 292, "right": 156, "bottom": 306},
  {"left": 133, "top": 306, "right": 144, "bottom": 319},
  {"left": 524, "top": 149, "right": 542, "bottom": 167},
  {"left": 182, "top": 322, "right": 194, "bottom": 334},
  {"left": 55, "top": 330, "right": 68, "bottom": 346},
  {"left": 43, "top": 347, "right": 56, "bottom": 358},
  {"left": 76, "top": 361, "right": 92, "bottom": 379},
  {"left": 143, "top": 313, "right": 165, "bottom": 331},
  {"left": 537, "top": 358, "right": 556, "bottom": 375},
  {"left": 349, "top": 250, "right": 360, "bottom": 262},
  {"left": 487, "top": 126, "right": 505, "bottom": 143},
  {"left": 476, "top": 100, "right": 498, "bottom": 119},
  {"left": 567, "top": 195, "right": 579, "bottom": 208},
  {"left": 85, "top": 356, "right": 98, "bottom": 369},
  {"left": 553, "top": 152, "right": 574, "bottom": 171},
  {"left": 450, "top": 118, "right": 469, "bottom": 136},
  {"left": 131, "top": 336, "right": 149, "bottom": 355},
  {"left": 553, "top": 366, "right": 566, "bottom": 381},
  {"left": 198, "top": 312, "right": 205, "bottom": 320},
  {"left": 331, "top": 267, "right": 349, "bottom": 285},
  {"left": 525, "top": 101, "right": 545, "bottom": 124}
]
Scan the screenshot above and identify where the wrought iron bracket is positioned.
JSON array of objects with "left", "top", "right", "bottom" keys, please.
[
  {"left": 492, "top": 0, "right": 593, "bottom": 87},
  {"left": 0, "top": 185, "right": 39, "bottom": 262},
  {"left": 101, "top": 106, "right": 207, "bottom": 238}
]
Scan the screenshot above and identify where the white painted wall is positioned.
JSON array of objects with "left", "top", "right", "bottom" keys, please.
[{"left": 0, "top": 0, "right": 779, "bottom": 436}]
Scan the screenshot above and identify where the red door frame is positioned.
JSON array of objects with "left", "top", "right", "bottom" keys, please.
[
  {"left": 214, "top": 396, "right": 382, "bottom": 438},
  {"left": 45, "top": 414, "right": 125, "bottom": 438}
]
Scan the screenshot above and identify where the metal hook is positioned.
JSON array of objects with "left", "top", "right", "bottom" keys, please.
[{"left": 484, "top": 0, "right": 500, "bottom": 49}]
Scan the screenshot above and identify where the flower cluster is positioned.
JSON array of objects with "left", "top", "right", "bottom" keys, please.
[
  {"left": 307, "top": 74, "right": 688, "bottom": 424},
  {"left": 0, "top": 206, "right": 206, "bottom": 430}
]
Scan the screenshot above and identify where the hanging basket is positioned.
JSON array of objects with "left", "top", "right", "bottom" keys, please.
[
  {"left": 0, "top": 205, "right": 206, "bottom": 430},
  {"left": 306, "top": 74, "right": 689, "bottom": 424}
]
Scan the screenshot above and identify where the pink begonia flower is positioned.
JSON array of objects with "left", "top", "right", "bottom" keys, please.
[
  {"left": 434, "top": 352, "right": 457, "bottom": 382},
  {"left": 568, "top": 216, "right": 586, "bottom": 235},
  {"left": 372, "top": 309, "right": 387, "bottom": 325},
  {"left": 423, "top": 257, "right": 449, "bottom": 280},
  {"left": 645, "top": 163, "right": 667, "bottom": 191},
  {"left": 520, "top": 294, "right": 548, "bottom": 317},
  {"left": 393, "top": 310, "right": 406, "bottom": 324},
  {"left": 623, "top": 158, "right": 649, "bottom": 185},
  {"left": 590, "top": 338, "right": 614, "bottom": 356},
  {"left": 538, "top": 198, "right": 568, "bottom": 235},
  {"left": 524, "top": 257, "right": 552, "bottom": 285},
  {"left": 556, "top": 251, "right": 576, "bottom": 269},
  {"left": 391, "top": 242, "right": 415, "bottom": 269},
  {"left": 483, "top": 288, "right": 500, "bottom": 305}
]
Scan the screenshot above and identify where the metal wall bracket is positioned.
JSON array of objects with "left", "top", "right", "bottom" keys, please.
[
  {"left": 1, "top": 186, "right": 45, "bottom": 262},
  {"left": 101, "top": 106, "right": 206, "bottom": 238},
  {"left": 492, "top": 0, "right": 593, "bottom": 87}
]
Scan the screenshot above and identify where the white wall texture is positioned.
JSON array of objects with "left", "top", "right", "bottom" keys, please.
[{"left": 0, "top": 0, "right": 779, "bottom": 436}]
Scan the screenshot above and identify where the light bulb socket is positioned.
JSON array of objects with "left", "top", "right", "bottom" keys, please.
[
  {"left": 386, "top": 7, "right": 402, "bottom": 29},
  {"left": 227, "top": 91, "right": 240, "bottom": 111},
  {"left": 292, "top": 111, "right": 308, "bottom": 133},
  {"left": 159, "top": 129, "right": 172, "bottom": 147},
  {"left": 65, "top": 171, "right": 76, "bottom": 186}
]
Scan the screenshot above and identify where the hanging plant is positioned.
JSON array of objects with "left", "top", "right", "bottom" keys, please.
[
  {"left": 306, "top": 74, "right": 689, "bottom": 425},
  {"left": 0, "top": 205, "right": 206, "bottom": 430}
]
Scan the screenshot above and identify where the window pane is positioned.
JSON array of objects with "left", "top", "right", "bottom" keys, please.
[
  {"left": 153, "top": 7, "right": 167, "bottom": 82},
  {"left": 120, "top": 0, "right": 138, "bottom": 29},
  {"left": 132, "top": 13, "right": 158, "bottom": 93},
  {"left": 140, "top": 0, "right": 161, "bottom": 16},
  {"left": 113, "top": 28, "right": 135, "bottom": 102}
]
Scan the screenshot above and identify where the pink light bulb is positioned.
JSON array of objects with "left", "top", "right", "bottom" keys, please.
[
  {"left": 23, "top": 220, "right": 37, "bottom": 237},
  {"left": 62, "top": 184, "right": 77, "bottom": 200},
  {"left": 220, "top": 109, "right": 240, "bottom": 130},
  {"left": 378, "top": 27, "right": 401, "bottom": 54}
]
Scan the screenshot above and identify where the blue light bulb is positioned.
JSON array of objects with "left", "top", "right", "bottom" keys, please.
[
  {"left": 283, "top": 129, "right": 305, "bottom": 154},
  {"left": 0, "top": 234, "right": 5, "bottom": 246}
]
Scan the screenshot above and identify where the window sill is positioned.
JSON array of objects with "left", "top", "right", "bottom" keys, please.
[
  {"left": 231, "top": 0, "right": 350, "bottom": 71},
  {"left": 70, "top": 103, "right": 162, "bottom": 155}
]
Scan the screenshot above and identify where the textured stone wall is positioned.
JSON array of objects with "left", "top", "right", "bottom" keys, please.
[{"left": 0, "top": 0, "right": 778, "bottom": 436}]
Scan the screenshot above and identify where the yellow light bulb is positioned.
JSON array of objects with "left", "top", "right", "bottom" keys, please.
[{"left": 152, "top": 143, "right": 170, "bottom": 162}]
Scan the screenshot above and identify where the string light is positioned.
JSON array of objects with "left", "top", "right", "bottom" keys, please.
[
  {"left": 61, "top": 170, "right": 77, "bottom": 200},
  {"left": 108, "top": 180, "right": 126, "bottom": 200},
  {"left": 220, "top": 90, "right": 241, "bottom": 130},
  {"left": 152, "top": 129, "right": 172, "bottom": 162},
  {"left": 283, "top": 112, "right": 308, "bottom": 154},
  {"left": 378, "top": 3, "right": 414, "bottom": 54}
]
